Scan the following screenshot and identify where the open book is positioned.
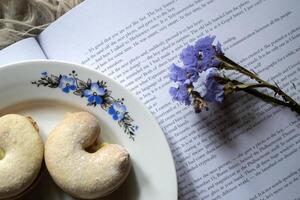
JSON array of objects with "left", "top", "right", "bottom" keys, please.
[{"left": 1, "top": 0, "right": 300, "bottom": 199}]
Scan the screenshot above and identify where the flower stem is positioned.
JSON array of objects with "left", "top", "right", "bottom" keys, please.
[
  {"left": 217, "top": 55, "right": 300, "bottom": 114},
  {"left": 217, "top": 77, "right": 300, "bottom": 115},
  {"left": 217, "top": 55, "right": 265, "bottom": 82},
  {"left": 242, "top": 88, "right": 300, "bottom": 115}
]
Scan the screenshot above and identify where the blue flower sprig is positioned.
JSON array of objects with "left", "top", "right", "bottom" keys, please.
[
  {"left": 170, "top": 36, "right": 300, "bottom": 114},
  {"left": 32, "top": 70, "right": 138, "bottom": 140}
]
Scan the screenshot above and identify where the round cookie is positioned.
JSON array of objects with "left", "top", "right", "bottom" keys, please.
[
  {"left": 0, "top": 114, "right": 44, "bottom": 199},
  {"left": 45, "top": 112, "right": 131, "bottom": 199}
]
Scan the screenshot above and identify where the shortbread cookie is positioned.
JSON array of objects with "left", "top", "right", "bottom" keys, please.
[
  {"left": 45, "top": 112, "right": 131, "bottom": 199},
  {"left": 0, "top": 114, "right": 44, "bottom": 199}
]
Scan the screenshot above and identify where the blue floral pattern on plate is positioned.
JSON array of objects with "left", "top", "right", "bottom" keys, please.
[
  {"left": 59, "top": 75, "right": 77, "bottom": 93},
  {"left": 109, "top": 102, "right": 127, "bottom": 121},
  {"left": 32, "top": 70, "right": 137, "bottom": 140}
]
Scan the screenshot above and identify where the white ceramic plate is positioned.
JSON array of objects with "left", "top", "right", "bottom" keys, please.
[{"left": 0, "top": 60, "right": 177, "bottom": 200}]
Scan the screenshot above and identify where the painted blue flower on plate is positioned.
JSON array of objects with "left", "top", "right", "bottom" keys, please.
[
  {"left": 84, "top": 83, "right": 106, "bottom": 105},
  {"left": 59, "top": 75, "right": 77, "bottom": 93},
  {"left": 108, "top": 102, "right": 127, "bottom": 121}
]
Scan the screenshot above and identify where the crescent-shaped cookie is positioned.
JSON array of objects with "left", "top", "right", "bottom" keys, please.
[
  {"left": 0, "top": 114, "right": 44, "bottom": 199},
  {"left": 45, "top": 112, "right": 131, "bottom": 199}
]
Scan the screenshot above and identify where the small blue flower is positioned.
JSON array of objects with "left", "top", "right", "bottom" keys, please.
[
  {"left": 180, "top": 45, "right": 198, "bottom": 68},
  {"left": 41, "top": 72, "right": 48, "bottom": 77},
  {"left": 203, "top": 68, "right": 224, "bottom": 103},
  {"left": 170, "top": 64, "right": 187, "bottom": 84},
  {"left": 59, "top": 75, "right": 76, "bottom": 93},
  {"left": 195, "top": 36, "right": 216, "bottom": 50},
  {"left": 169, "top": 84, "right": 191, "bottom": 105},
  {"left": 170, "top": 64, "right": 199, "bottom": 84},
  {"left": 185, "top": 67, "right": 199, "bottom": 83},
  {"left": 194, "top": 36, "right": 223, "bottom": 71},
  {"left": 215, "top": 42, "right": 223, "bottom": 55},
  {"left": 84, "top": 83, "right": 106, "bottom": 105},
  {"left": 108, "top": 102, "right": 127, "bottom": 121}
]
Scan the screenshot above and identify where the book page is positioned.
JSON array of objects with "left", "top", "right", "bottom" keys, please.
[
  {"left": 0, "top": 38, "right": 46, "bottom": 66},
  {"left": 38, "top": 0, "right": 300, "bottom": 199}
]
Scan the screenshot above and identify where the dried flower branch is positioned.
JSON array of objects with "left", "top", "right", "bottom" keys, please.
[{"left": 169, "top": 36, "right": 300, "bottom": 115}]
